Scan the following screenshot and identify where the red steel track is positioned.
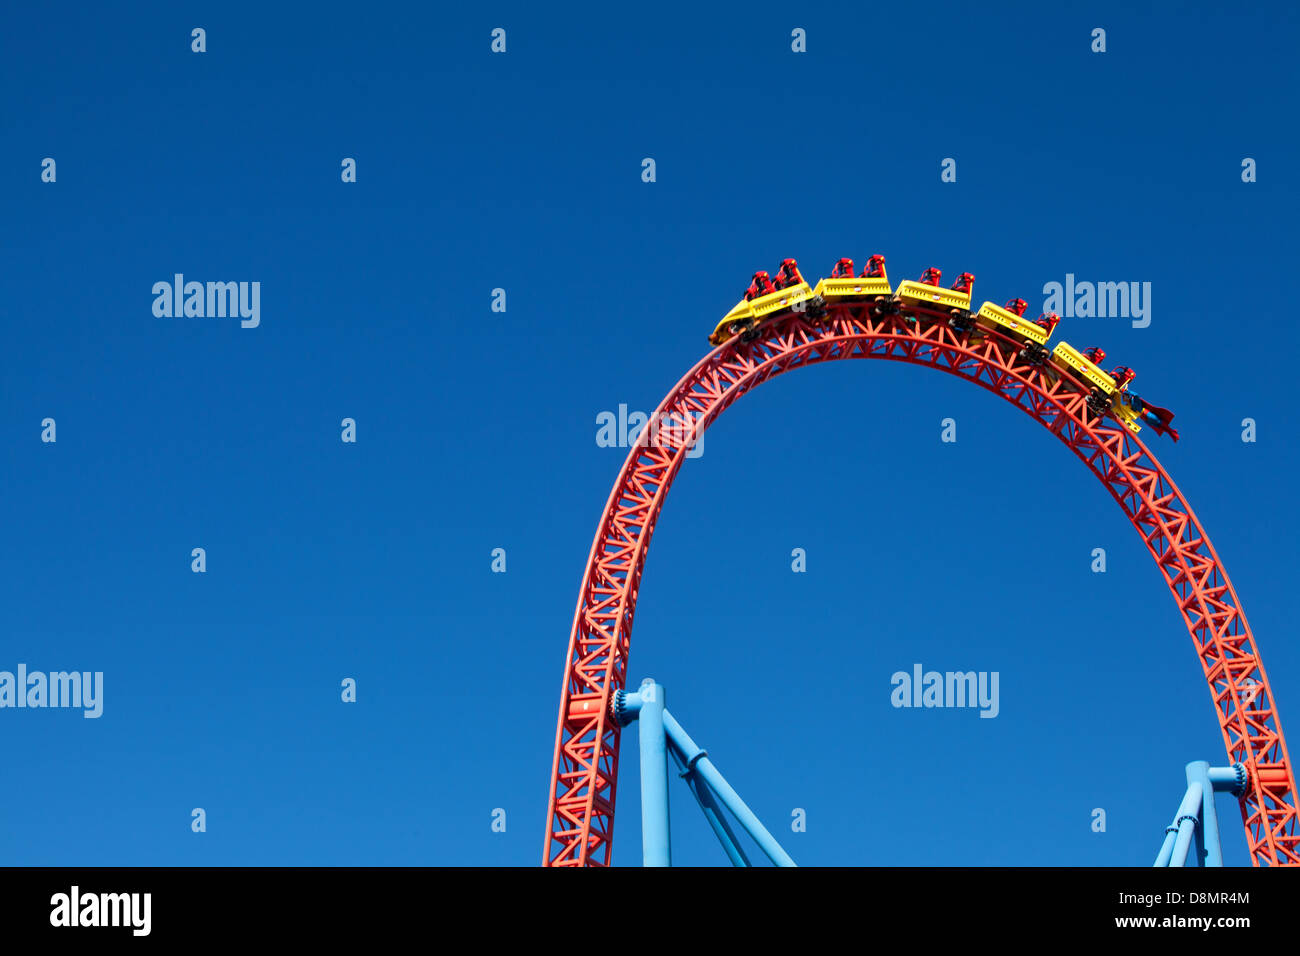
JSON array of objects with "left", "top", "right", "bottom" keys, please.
[{"left": 544, "top": 301, "right": 1300, "bottom": 867}]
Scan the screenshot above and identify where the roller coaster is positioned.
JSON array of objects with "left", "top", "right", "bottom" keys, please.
[
  {"left": 545, "top": 256, "right": 1299, "bottom": 867},
  {"left": 709, "top": 257, "right": 1175, "bottom": 440}
]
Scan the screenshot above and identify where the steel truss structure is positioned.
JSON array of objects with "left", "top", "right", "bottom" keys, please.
[{"left": 544, "top": 300, "right": 1300, "bottom": 867}]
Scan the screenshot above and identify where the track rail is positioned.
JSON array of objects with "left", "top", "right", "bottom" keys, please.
[{"left": 544, "top": 302, "right": 1300, "bottom": 867}]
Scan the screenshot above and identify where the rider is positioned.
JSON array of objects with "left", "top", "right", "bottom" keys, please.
[
  {"left": 1109, "top": 366, "right": 1136, "bottom": 391},
  {"left": 772, "top": 258, "right": 804, "bottom": 291},
  {"left": 745, "top": 271, "right": 775, "bottom": 301}
]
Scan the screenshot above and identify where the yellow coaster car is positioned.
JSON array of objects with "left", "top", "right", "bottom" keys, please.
[
  {"left": 895, "top": 268, "right": 974, "bottom": 315},
  {"left": 1112, "top": 400, "right": 1143, "bottom": 434},
  {"left": 709, "top": 299, "right": 758, "bottom": 346},
  {"left": 974, "top": 301, "right": 1052, "bottom": 347},
  {"left": 751, "top": 258, "right": 815, "bottom": 321},
  {"left": 1051, "top": 341, "right": 1117, "bottom": 394},
  {"left": 810, "top": 255, "right": 891, "bottom": 305},
  {"left": 1050, "top": 341, "right": 1141, "bottom": 434},
  {"left": 749, "top": 280, "right": 814, "bottom": 320},
  {"left": 707, "top": 259, "right": 815, "bottom": 346}
]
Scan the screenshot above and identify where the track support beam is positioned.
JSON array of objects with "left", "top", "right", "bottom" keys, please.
[
  {"left": 1154, "top": 762, "right": 1245, "bottom": 866},
  {"left": 615, "top": 680, "right": 795, "bottom": 867}
]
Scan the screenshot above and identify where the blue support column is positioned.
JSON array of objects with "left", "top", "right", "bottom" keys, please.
[
  {"left": 1155, "top": 763, "right": 1242, "bottom": 867},
  {"left": 1202, "top": 762, "right": 1244, "bottom": 867},
  {"left": 613, "top": 678, "right": 795, "bottom": 868},
  {"left": 634, "top": 679, "right": 671, "bottom": 867},
  {"left": 1186, "top": 761, "right": 1215, "bottom": 867}
]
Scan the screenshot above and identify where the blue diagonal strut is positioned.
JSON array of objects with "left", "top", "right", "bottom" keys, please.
[{"left": 615, "top": 678, "right": 796, "bottom": 867}]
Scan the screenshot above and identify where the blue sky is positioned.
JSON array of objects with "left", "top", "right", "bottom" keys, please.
[{"left": 2, "top": 2, "right": 1297, "bottom": 866}]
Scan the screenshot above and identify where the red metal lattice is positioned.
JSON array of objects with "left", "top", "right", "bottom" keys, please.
[{"left": 544, "top": 302, "right": 1299, "bottom": 867}]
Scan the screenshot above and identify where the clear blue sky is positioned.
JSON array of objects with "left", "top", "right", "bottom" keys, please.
[{"left": 2, "top": 2, "right": 1296, "bottom": 866}]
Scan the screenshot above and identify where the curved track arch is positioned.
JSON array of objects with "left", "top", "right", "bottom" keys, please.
[{"left": 544, "top": 300, "right": 1300, "bottom": 867}]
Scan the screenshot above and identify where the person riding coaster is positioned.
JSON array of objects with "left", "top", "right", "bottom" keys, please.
[
  {"left": 945, "top": 272, "right": 976, "bottom": 329},
  {"left": 745, "top": 271, "right": 775, "bottom": 301},
  {"left": 1109, "top": 365, "right": 1136, "bottom": 391},
  {"left": 772, "top": 258, "right": 804, "bottom": 291}
]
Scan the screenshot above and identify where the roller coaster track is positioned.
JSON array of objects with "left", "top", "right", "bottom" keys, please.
[{"left": 544, "top": 299, "right": 1300, "bottom": 867}]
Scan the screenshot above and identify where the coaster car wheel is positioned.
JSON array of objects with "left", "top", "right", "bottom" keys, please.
[{"left": 1018, "top": 342, "right": 1049, "bottom": 366}]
